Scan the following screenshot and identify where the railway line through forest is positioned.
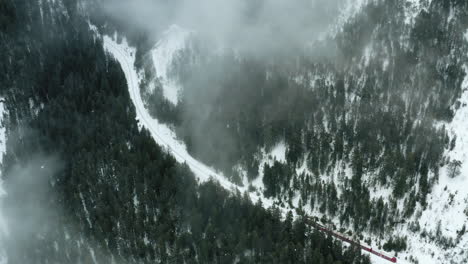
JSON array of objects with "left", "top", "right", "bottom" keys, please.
[
  {"left": 104, "top": 36, "right": 398, "bottom": 264},
  {"left": 303, "top": 216, "right": 397, "bottom": 263}
]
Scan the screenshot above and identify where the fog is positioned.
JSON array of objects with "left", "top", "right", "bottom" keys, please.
[
  {"left": 100, "top": 0, "right": 360, "bottom": 180},
  {"left": 1, "top": 155, "right": 64, "bottom": 260},
  {"left": 101, "top": 0, "right": 350, "bottom": 177},
  {"left": 0, "top": 155, "right": 120, "bottom": 262},
  {"left": 103, "top": 0, "right": 346, "bottom": 54}
]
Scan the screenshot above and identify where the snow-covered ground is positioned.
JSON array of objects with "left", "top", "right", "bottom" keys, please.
[
  {"left": 251, "top": 142, "right": 287, "bottom": 193},
  {"left": 101, "top": 21, "right": 468, "bottom": 263},
  {"left": 151, "top": 25, "right": 192, "bottom": 105},
  {"left": 400, "top": 64, "right": 468, "bottom": 263},
  {"left": 102, "top": 28, "right": 402, "bottom": 263},
  {"left": 403, "top": 0, "right": 433, "bottom": 25},
  {"left": 372, "top": 33, "right": 468, "bottom": 264},
  {"left": 0, "top": 100, "right": 8, "bottom": 264},
  {"left": 103, "top": 34, "right": 283, "bottom": 213}
]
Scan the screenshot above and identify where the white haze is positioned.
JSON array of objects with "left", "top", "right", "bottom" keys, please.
[
  {"left": 102, "top": 0, "right": 346, "bottom": 54},
  {"left": 2, "top": 155, "right": 63, "bottom": 260}
]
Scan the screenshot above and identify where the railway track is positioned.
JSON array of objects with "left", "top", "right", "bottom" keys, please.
[
  {"left": 304, "top": 217, "right": 397, "bottom": 263},
  {"left": 104, "top": 35, "right": 398, "bottom": 264}
]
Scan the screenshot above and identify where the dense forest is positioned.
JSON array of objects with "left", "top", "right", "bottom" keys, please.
[{"left": 0, "top": 0, "right": 372, "bottom": 263}]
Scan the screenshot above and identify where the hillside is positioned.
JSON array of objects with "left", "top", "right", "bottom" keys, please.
[
  {"left": 124, "top": 0, "right": 468, "bottom": 263},
  {"left": 1, "top": 0, "right": 468, "bottom": 263},
  {"left": 0, "top": 0, "right": 372, "bottom": 263}
]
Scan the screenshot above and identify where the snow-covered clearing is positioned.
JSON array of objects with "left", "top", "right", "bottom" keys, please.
[
  {"left": 251, "top": 142, "right": 287, "bottom": 193},
  {"left": 269, "top": 142, "right": 287, "bottom": 163},
  {"left": 151, "top": 25, "right": 191, "bottom": 105}
]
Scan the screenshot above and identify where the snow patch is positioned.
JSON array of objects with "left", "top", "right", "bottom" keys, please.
[
  {"left": 270, "top": 142, "right": 287, "bottom": 163},
  {"left": 403, "top": 0, "right": 433, "bottom": 25},
  {"left": 252, "top": 142, "right": 287, "bottom": 192},
  {"left": 133, "top": 193, "right": 139, "bottom": 208},
  {"left": 151, "top": 25, "right": 192, "bottom": 105},
  {"left": 363, "top": 43, "right": 373, "bottom": 67},
  {"left": 382, "top": 58, "right": 389, "bottom": 71}
]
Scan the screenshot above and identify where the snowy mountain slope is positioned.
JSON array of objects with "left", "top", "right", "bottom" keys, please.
[
  {"left": 323, "top": 28, "right": 468, "bottom": 263},
  {"left": 401, "top": 63, "right": 468, "bottom": 263},
  {"left": 99, "top": 0, "right": 468, "bottom": 262},
  {"left": 102, "top": 28, "right": 400, "bottom": 263},
  {"left": 0, "top": 101, "right": 8, "bottom": 264},
  {"left": 140, "top": 13, "right": 468, "bottom": 264},
  {"left": 103, "top": 35, "right": 281, "bottom": 212},
  {"left": 151, "top": 25, "right": 192, "bottom": 105},
  {"left": 361, "top": 31, "right": 468, "bottom": 264}
]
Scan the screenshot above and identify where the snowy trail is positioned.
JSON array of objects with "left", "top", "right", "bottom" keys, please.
[
  {"left": 103, "top": 35, "right": 395, "bottom": 264},
  {"left": 103, "top": 36, "right": 275, "bottom": 210}
]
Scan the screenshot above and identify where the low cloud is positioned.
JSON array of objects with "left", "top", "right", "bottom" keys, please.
[
  {"left": 1, "top": 154, "right": 63, "bottom": 260},
  {"left": 102, "top": 0, "right": 345, "bottom": 55}
]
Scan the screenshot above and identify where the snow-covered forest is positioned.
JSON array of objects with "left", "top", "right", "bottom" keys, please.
[{"left": 1, "top": 0, "right": 468, "bottom": 263}]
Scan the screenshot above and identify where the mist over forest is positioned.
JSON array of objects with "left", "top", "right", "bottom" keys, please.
[
  {"left": 1, "top": 0, "right": 468, "bottom": 263},
  {"left": 102, "top": 0, "right": 345, "bottom": 54}
]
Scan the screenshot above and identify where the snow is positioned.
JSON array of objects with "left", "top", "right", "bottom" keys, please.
[
  {"left": 251, "top": 142, "right": 288, "bottom": 193},
  {"left": 447, "top": 5, "right": 455, "bottom": 23},
  {"left": 0, "top": 102, "right": 6, "bottom": 164},
  {"left": 88, "top": 22, "right": 98, "bottom": 35},
  {"left": 102, "top": 24, "right": 468, "bottom": 263},
  {"left": 363, "top": 43, "right": 373, "bottom": 67},
  {"left": 105, "top": 36, "right": 225, "bottom": 184},
  {"left": 270, "top": 142, "right": 287, "bottom": 163},
  {"left": 331, "top": 0, "right": 369, "bottom": 35},
  {"left": 133, "top": 193, "right": 139, "bottom": 208},
  {"left": 0, "top": 100, "right": 7, "bottom": 264},
  {"left": 79, "top": 192, "right": 92, "bottom": 228},
  {"left": 383, "top": 58, "right": 390, "bottom": 71},
  {"left": 388, "top": 49, "right": 468, "bottom": 263},
  {"left": 410, "top": 64, "right": 468, "bottom": 262},
  {"left": 103, "top": 34, "right": 280, "bottom": 214},
  {"left": 403, "top": 0, "right": 433, "bottom": 25},
  {"left": 89, "top": 247, "right": 98, "bottom": 264},
  {"left": 38, "top": 0, "right": 44, "bottom": 24},
  {"left": 151, "top": 25, "right": 191, "bottom": 105},
  {"left": 339, "top": 0, "right": 369, "bottom": 22}
]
